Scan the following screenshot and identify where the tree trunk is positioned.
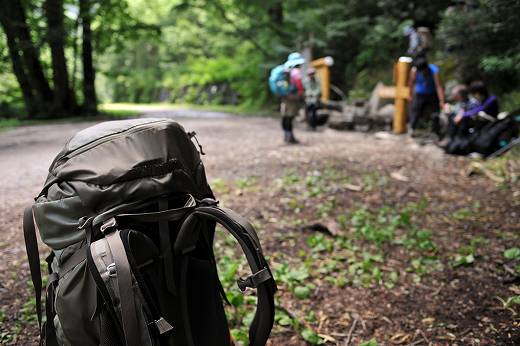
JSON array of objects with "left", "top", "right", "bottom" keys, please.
[
  {"left": 44, "top": 0, "right": 77, "bottom": 116},
  {"left": 0, "top": 14, "right": 37, "bottom": 115},
  {"left": 0, "top": 0, "right": 53, "bottom": 117},
  {"left": 268, "top": 2, "right": 284, "bottom": 26},
  {"left": 79, "top": 0, "right": 97, "bottom": 114}
]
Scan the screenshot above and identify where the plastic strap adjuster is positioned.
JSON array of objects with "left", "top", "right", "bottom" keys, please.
[
  {"left": 148, "top": 317, "right": 174, "bottom": 335},
  {"left": 100, "top": 217, "right": 117, "bottom": 234},
  {"left": 237, "top": 268, "right": 272, "bottom": 292},
  {"left": 198, "top": 198, "right": 219, "bottom": 207}
]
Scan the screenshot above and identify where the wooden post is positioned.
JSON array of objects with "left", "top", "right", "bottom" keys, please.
[
  {"left": 393, "top": 56, "right": 412, "bottom": 134},
  {"left": 310, "top": 56, "right": 334, "bottom": 101}
]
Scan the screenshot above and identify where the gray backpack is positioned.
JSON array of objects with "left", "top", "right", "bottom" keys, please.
[{"left": 23, "top": 118, "right": 276, "bottom": 346}]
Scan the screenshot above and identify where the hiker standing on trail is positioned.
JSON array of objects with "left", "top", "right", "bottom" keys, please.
[
  {"left": 280, "top": 52, "right": 305, "bottom": 144},
  {"left": 304, "top": 67, "right": 321, "bottom": 130},
  {"left": 407, "top": 56, "right": 445, "bottom": 138}
]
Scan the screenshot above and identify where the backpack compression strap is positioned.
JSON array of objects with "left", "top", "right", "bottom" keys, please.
[
  {"left": 175, "top": 203, "right": 277, "bottom": 346},
  {"left": 23, "top": 207, "right": 59, "bottom": 346},
  {"left": 23, "top": 207, "right": 43, "bottom": 340}
]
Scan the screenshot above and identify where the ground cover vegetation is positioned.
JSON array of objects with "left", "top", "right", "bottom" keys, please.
[{"left": 207, "top": 162, "right": 519, "bottom": 345}]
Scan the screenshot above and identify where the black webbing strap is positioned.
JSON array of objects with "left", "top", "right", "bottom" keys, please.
[
  {"left": 44, "top": 253, "right": 59, "bottom": 346},
  {"left": 105, "top": 231, "right": 141, "bottom": 346},
  {"left": 158, "top": 199, "right": 176, "bottom": 295},
  {"left": 174, "top": 205, "right": 276, "bottom": 346},
  {"left": 119, "top": 230, "right": 173, "bottom": 337},
  {"left": 44, "top": 272, "right": 59, "bottom": 346},
  {"left": 92, "top": 195, "right": 196, "bottom": 227},
  {"left": 22, "top": 207, "right": 43, "bottom": 343}
]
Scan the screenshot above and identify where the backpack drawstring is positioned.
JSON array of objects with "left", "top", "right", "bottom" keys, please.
[{"left": 187, "top": 131, "right": 205, "bottom": 155}]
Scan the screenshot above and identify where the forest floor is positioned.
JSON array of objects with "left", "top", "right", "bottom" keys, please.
[{"left": 0, "top": 109, "right": 519, "bottom": 345}]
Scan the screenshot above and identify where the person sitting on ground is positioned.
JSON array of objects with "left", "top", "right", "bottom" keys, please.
[
  {"left": 453, "top": 80, "right": 499, "bottom": 126},
  {"left": 446, "top": 81, "right": 499, "bottom": 145},
  {"left": 439, "top": 84, "right": 474, "bottom": 147},
  {"left": 280, "top": 52, "right": 305, "bottom": 144},
  {"left": 407, "top": 57, "right": 445, "bottom": 138},
  {"left": 304, "top": 67, "right": 321, "bottom": 130}
]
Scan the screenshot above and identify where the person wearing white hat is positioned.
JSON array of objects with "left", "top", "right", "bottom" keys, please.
[{"left": 280, "top": 52, "right": 305, "bottom": 143}]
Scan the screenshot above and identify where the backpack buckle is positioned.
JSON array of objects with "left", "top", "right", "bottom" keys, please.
[
  {"left": 106, "top": 263, "right": 117, "bottom": 277},
  {"left": 237, "top": 268, "right": 272, "bottom": 292}
]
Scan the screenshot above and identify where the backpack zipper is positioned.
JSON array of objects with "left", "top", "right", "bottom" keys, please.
[{"left": 52, "top": 119, "right": 169, "bottom": 171}]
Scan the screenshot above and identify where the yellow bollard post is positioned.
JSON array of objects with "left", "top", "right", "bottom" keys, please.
[
  {"left": 310, "top": 56, "right": 334, "bottom": 101},
  {"left": 393, "top": 56, "right": 412, "bottom": 134}
]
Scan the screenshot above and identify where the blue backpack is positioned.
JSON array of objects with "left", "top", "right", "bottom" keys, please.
[{"left": 268, "top": 65, "right": 292, "bottom": 97}]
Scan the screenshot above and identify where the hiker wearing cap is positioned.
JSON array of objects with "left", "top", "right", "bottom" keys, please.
[
  {"left": 304, "top": 67, "right": 321, "bottom": 130},
  {"left": 280, "top": 52, "right": 305, "bottom": 144}
]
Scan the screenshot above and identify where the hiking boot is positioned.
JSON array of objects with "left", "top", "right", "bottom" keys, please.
[
  {"left": 407, "top": 125, "right": 416, "bottom": 137},
  {"left": 283, "top": 131, "right": 290, "bottom": 143},
  {"left": 288, "top": 133, "right": 299, "bottom": 144}
]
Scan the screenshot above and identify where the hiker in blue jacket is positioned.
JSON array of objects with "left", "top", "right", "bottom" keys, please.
[{"left": 407, "top": 57, "right": 445, "bottom": 138}]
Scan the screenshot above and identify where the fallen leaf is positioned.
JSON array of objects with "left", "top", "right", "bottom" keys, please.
[
  {"left": 422, "top": 317, "right": 435, "bottom": 326},
  {"left": 317, "top": 333, "right": 336, "bottom": 343},
  {"left": 390, "top": 332, "right": 411, "bottom": 344},
  {"left": 391, "top": 171, "right": 410, "bottom": 182},
  {"left": 344, "top": 183, "right": 363, "bottom": 191}
]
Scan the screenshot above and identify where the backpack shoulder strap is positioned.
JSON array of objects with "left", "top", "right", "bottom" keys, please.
[
  {"left": 175, "top": 202, "right": 277, "bottom": 346},
  {"left": 104, "top": 231, "right": 142, "bottom": 346}
]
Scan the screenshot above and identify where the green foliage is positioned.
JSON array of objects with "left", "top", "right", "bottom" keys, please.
[
  {"left": 360, "top": 339, "right": 378, "bottom": 346},
  {"left": 301, "top": 328, "right": 323, "bottom": 344},
  {"left": 293, "top": 286, "right": 311, "bottom": 300},
  {"left": 450, "top": 237, "right": 487, "bottom": 267},
  {"left": 1, "top": 0, "right": 519, "bottom": 114},
  {"left": 504, "top": 248, "right": 520, "bottom": 260},
  {"left": 504, "top": 247, "right": 520, "bottom": 275},
  {"left": 437, "top": 0, "right": 520, "bottom": 98},
  {"left": 235, "top": 176, "right": 258, "bottom": 190},
  {"left": 211, "top": 178, "right": 231, "bottom": 195}
]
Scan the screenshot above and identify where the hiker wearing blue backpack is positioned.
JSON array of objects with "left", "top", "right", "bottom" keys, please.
[{"left": 269, "top": 52, "right": 306, "bottom": 144}]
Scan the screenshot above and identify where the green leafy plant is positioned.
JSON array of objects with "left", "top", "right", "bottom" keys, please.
[
  {"left": 307, "top": 234, "right": 334, "bottom": 253},
  {"left": 504, "top": 247, "right": 520, "bottom": 260},
  {"left": 301, "top": 328, "right": 324, "bottom": 345},
  {"left": 211, "top": 178, "right": 230, "bottom": 195},
  {"left": 236, "top": 176, "right": 258, "bottom": 190}
]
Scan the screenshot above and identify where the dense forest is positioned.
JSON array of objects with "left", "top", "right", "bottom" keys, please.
[{"left": 0, "top": 0, "right": 519, "bottom": 118}]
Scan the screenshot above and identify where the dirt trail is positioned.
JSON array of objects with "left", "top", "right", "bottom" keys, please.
[
  {"left": 1, "top": 111, "right": 517, "bottom": 345},
  {"left": 0, "top": 113, "right": 421, "bottom": 269}
]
